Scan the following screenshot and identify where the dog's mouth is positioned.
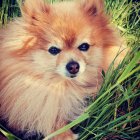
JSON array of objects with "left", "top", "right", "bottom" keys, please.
[
  {"left": 66, "top": 73, "right": 77, "bottom": 78},
  {"left": 70, "top": 74, "right": 77, "bottom": 78},
  {"left": 65, "top": 72, "right": 78, "bottom": 79}
]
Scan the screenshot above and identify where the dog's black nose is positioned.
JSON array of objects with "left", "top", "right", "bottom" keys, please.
[{"left": 66, "top": 61, "right": 80, "bottom": 74}]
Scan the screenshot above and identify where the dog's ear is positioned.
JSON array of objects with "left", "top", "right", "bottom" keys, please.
[
  {"left": 21, "top": 0, "right": 50, "bottom": 20},
  {"left": 80, "top": 0, "right": 104, "bottom": 16}
]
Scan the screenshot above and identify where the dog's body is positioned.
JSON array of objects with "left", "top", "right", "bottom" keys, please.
[{"left": 0, "top": 0, "right": 124, "bottom": 139}]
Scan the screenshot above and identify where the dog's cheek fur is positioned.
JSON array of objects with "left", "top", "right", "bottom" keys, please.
[{"left": 79, "top": 0, "right": 122, "bottom": 72}]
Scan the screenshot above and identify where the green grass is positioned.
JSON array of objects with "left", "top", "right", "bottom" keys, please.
[{"left": 0, "top": 0, "right": 140, "bottom": 140}]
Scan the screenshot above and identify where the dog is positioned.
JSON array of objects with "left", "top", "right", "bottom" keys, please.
[{"left": 0, "top": 0, "right": 125, "bottom": 139}]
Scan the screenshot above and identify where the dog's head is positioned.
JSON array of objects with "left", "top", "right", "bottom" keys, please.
[{"left": 6, "top": 0, "right": 117, "bottom": 85}]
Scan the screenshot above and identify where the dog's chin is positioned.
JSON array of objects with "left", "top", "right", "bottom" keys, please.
[{"left": 69, "top": 74, "right": 77, "bottom": 79}]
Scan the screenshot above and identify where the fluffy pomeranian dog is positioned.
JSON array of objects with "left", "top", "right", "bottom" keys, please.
[{"left": 0, "top": 0, "right": 125, "bottom": 139}]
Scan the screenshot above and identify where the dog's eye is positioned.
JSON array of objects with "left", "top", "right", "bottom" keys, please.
[
  {"left": 48, "top": 47, "right": 61, "bottom": 55},
  {"left": 78, "top": 43, "right": 90, "bottom": 51}
]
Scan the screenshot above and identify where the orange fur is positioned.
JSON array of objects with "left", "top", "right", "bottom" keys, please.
[{"left": 0, "top": 0, "right": 126, "bottom": 139}]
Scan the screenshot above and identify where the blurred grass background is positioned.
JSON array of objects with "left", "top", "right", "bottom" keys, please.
[{"left": 0, "top": 0, "right": 140, "bottom": 140}]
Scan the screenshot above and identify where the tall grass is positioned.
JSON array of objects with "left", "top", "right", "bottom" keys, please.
[
  {"left": 0, "top": 0, "right": 20, "bottom": 26},
  {"left": 0, "top": 0, "right": 140, "bottom": 140}
]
